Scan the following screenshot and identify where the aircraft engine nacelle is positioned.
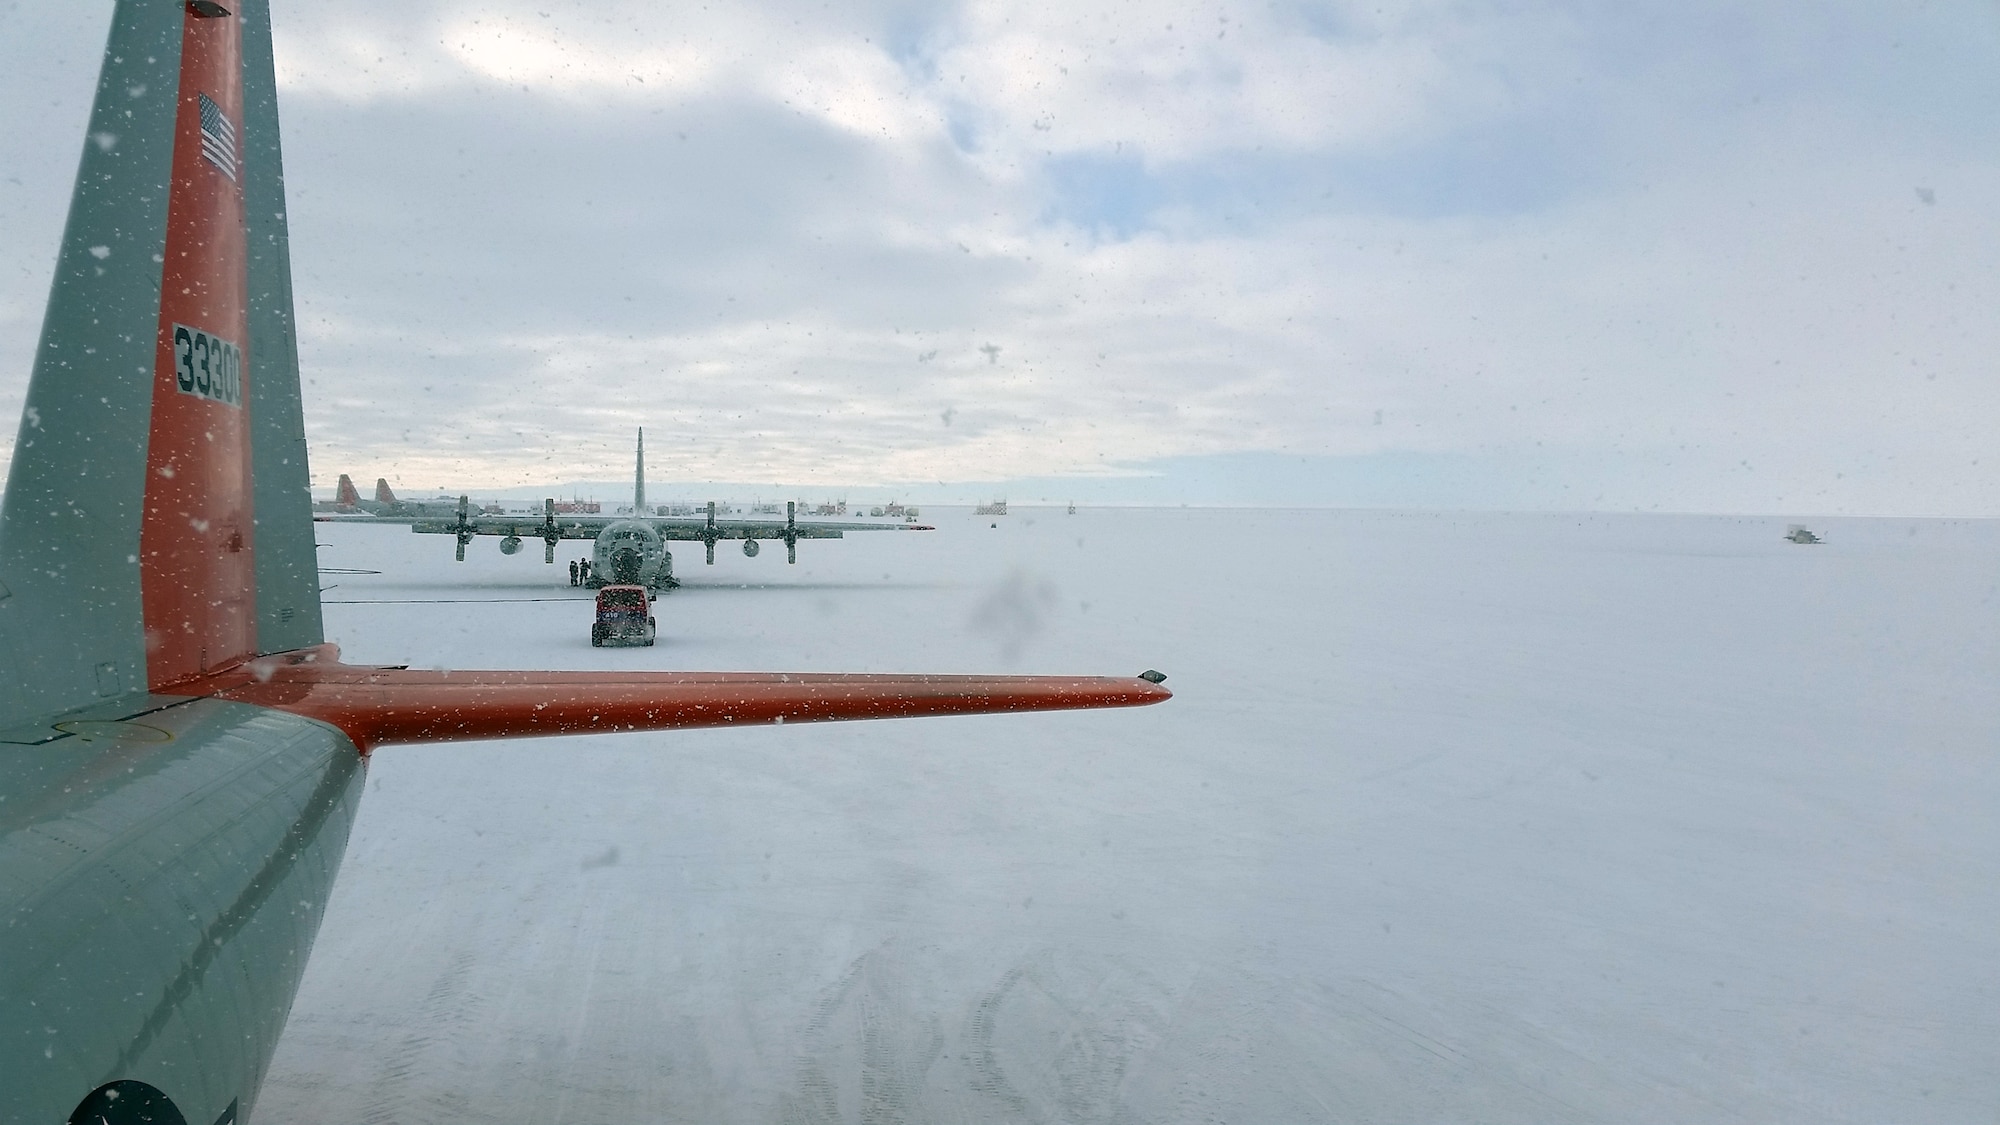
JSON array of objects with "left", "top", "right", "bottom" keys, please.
[
  {"left": 742, "top": 539, "right": 760, "bottom": 558},
  {"left": 499, "top": 535, "right": 523, "bottom": 555}
]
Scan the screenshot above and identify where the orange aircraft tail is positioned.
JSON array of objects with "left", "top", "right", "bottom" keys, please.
[{"left": 0, "top": 0, "right": 320, "bottom": 719}]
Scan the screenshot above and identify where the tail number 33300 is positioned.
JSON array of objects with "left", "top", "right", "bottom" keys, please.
[{"left": 171, "top": 323, "right": 243, "bottom": 408}]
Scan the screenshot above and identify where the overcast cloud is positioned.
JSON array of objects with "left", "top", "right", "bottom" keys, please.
[{"left": 1, "top": 1, "right": 1995, "bottom": 512}]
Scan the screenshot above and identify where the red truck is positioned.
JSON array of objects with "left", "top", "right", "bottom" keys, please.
[{"left": 590, "top": 584, "right": 657, "bottom": 647}]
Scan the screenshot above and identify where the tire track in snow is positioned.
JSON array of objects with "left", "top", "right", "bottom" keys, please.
[
  {"left": 358, "top": 950, "right": 482, "bottom": 1125},
  {"left": 781, "top": 944, "right": 944, "bottom": 1125},
  {"left": 965, "top": 966, "right": 1038, "bottom": 1122},
  {"left": 783, "top": 957, "right": 863, "bottom": 1124},
  {"left": 960, "top": 952, "right": 1172, "bottom": 1125}
]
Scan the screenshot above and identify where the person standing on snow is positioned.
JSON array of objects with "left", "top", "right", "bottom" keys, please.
[{"left": 569, "top": 559, "right": 579, "bottom": 586}]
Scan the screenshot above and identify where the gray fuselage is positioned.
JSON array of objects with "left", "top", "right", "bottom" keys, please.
[
  {"left": 0, "top": 701, "right": 364, "bottom": 1124},
  {"left": 589, "top": 520, "right": 676, "bottom": 588}
]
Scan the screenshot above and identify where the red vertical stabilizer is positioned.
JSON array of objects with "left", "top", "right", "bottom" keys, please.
[{"left": 141, "top": 7, "right": 254, "bottom": 686}]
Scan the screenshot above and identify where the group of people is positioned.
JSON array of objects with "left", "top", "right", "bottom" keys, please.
[{"left": 568, "top": 558, "right": 594, "bottom": 586}]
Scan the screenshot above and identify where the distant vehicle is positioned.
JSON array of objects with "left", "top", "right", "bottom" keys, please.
[
  {"left": 1784, "top": 525, "right": 1823, "bottom": 544},
  {"left": 591, "top": 585, "right": 657, "bottom": 647},
  {"left": 414, "top": 429, "right": 929, "bottom": 588},
  {"left": 976, "top": 500, "right": 1008, "bottom": 516}
]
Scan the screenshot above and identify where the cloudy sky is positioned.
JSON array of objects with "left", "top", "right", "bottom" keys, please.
[{"left": 1, "top": 1, "right": 1996, "bottom": 511}]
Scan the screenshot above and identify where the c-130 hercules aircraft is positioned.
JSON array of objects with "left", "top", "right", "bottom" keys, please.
[
  {"left": 0, "top": 4, "right": 1169, "bottom": 1122},
  {"left": 414, "top": 427, "right": 923, "bottom": 588}
]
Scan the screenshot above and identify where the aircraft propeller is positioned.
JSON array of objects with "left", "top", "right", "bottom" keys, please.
[
  {"left": 784, "top": 501, "right": 799, "bottom": 564},
  {"left": 541, "top": 498, "right": 560, "bottom": 563},
  {"left": 703, "top": 500, "right": 719, "bottom": 565},
  {"left": 452, "top": 495, "right": 474, "bottom": 562}
]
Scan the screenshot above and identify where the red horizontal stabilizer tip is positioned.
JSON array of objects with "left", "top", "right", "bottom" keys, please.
[{"left": 180, "top": 645, "right": 1170, "bottom": 753}]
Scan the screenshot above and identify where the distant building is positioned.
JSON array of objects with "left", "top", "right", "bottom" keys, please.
[
  {"left": 976, "top": 500, "right": 1008, "bottom": 516},
  {"left": 655, "top": 502, "right": 734, "bottom": 516}
]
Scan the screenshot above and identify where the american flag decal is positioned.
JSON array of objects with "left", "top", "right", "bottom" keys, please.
[{"left": 198, "top": 92, "right": 237, "bottom": 180}]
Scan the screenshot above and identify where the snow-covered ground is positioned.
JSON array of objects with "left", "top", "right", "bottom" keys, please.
[{"left": 256, "top": 508, "right": 1998, "bottom": 1123}]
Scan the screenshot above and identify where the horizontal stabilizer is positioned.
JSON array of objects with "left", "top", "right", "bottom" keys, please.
[{"left": 186, "top": 646, "right": 1170, "bottom": 752}]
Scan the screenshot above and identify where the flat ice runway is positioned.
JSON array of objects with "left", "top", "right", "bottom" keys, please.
[{"left": 257, "top": 508, "right": 1997, "bottom": 1123}]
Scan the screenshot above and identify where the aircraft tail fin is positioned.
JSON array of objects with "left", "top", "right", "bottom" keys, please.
[
  {"left": 634, "top": 427, "right": 646, "bottom": 514},
  {"left": 375, "top": 478, "right": 397, "bottom": 505},
  {"left": 336, "top": 474, "right": 361, "bottom": 508},
  {"left": 0, "top": 0, "right": 321, "bottom": 720}
]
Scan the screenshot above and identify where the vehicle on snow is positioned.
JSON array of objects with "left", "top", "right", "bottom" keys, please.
[{"left": 591, "top": 584, "right": 657, "bottom": 647}]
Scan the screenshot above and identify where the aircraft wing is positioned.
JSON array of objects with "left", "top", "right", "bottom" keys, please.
[
  {"left": 651, "top": 518, "right": 926, "bottom": 541},
  {"left": 408, "top": 514, "right": 929, "bottom": 541},
  {"left": 410, "top": 514, "right": 611, "bottom": 540}
]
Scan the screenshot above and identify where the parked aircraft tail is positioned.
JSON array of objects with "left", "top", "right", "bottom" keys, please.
[
  {"left": 634, "top": 427, "right": 646, "bottom": 513},
  {"left": 335, "top": 473, "right": 362, "bottom": 508},
  {"left": 374, "top": 477, "right": 397, "bottom": 505}
]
